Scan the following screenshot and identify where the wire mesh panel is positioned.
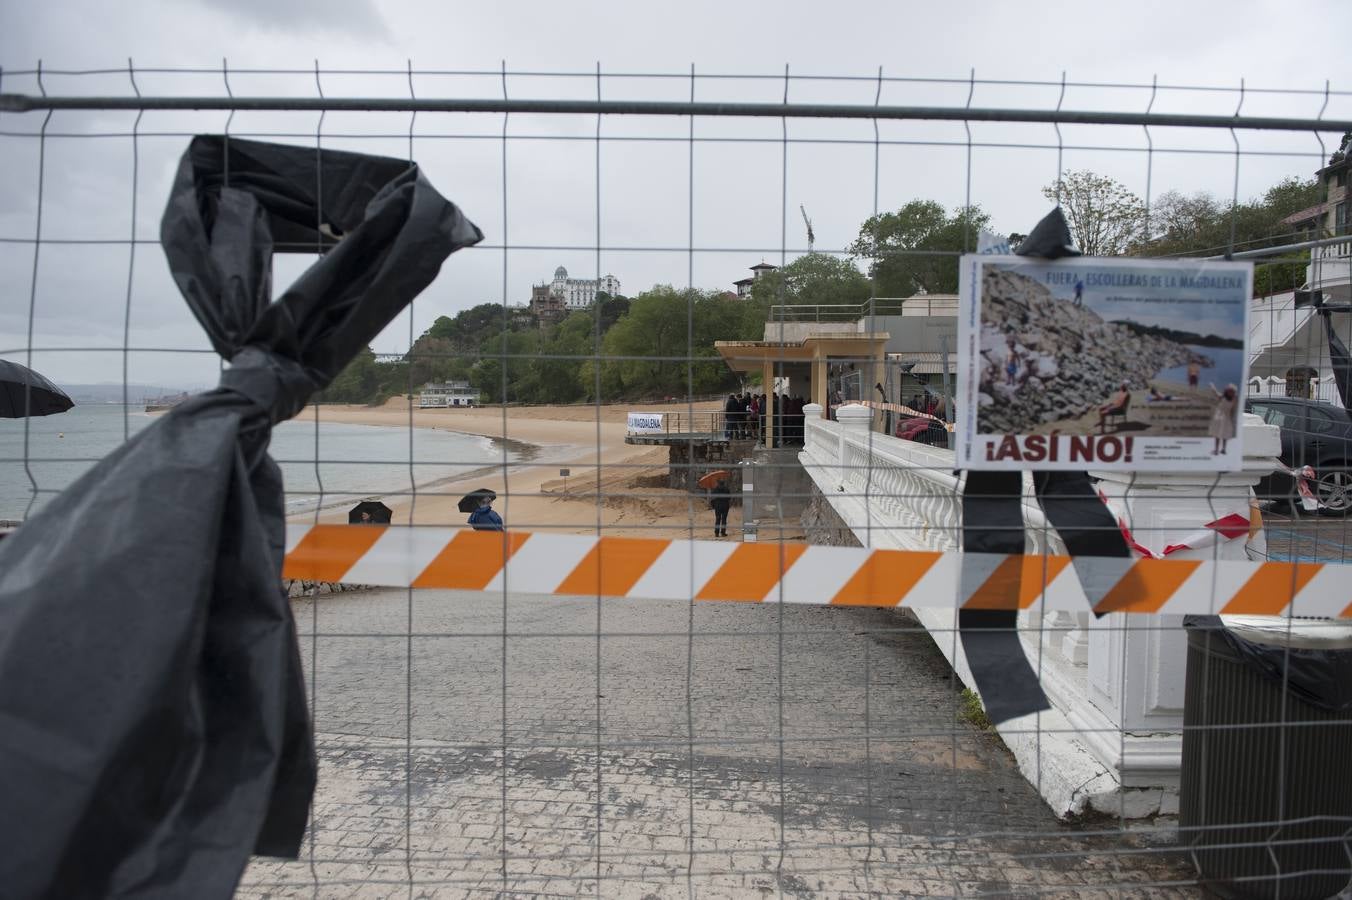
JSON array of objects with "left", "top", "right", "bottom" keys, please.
[{"left": 2, "top": 64, "right": 1352, "bottom": 898}]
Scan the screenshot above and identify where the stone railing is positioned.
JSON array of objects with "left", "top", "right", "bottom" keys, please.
[{"left": 800, "top": 402, "right": 1282, "bottom": 819}]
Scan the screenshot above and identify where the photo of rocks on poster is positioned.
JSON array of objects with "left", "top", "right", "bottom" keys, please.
[{"left": 958, "top": 256, "right": 1252, "bottom": 471}]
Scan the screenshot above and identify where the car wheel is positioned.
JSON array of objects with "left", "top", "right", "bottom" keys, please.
[{"left": 1316, "top": 466, "right": 1352, "bottom": 516}]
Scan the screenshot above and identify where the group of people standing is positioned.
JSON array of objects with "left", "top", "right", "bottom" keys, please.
[{"left": 723, "top": 392, "right": 808, "bottom": 446}]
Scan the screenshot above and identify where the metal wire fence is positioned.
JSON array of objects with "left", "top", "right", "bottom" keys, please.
[{"left": 2, "top": 64, "right": 1352, "bottom": 897}]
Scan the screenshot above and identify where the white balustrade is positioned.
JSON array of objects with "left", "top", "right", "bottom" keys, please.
[
  {"left": 1309, "top": 239, "right": 1352, "bottom": 295},
  {"left": 799, "top": 403, "right": 1282, "bottom": 818}
]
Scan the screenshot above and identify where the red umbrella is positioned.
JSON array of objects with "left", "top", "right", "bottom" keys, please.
[{"left": 698, "top": 470, "right": 731, "bottom": 489}]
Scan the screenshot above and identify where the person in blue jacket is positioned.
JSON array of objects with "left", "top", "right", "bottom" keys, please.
[{"left": 468, "top": 495, "right": 504, "bottom": 531}]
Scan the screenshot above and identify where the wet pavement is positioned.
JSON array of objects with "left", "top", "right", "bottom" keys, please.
[
  {"left": 1260, "top": 505, "right": 1352, "bottom": 563},
  {"left": 240, "top": 588, "right": 1199, "bottom": 898}
]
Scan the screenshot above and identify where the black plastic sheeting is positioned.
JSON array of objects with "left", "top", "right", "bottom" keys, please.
[
  {"left": 1011, "top": 206, "right": 1082, "bottom": 260},
  {"left": 1184, "top": 617, "right": 1352, "bottom": 713},
  {"left": 1323, "top": 312, "right": 1352, "bottom": 410},
  {"left": 958, "top": 208, "right": 1128, "bottom": 725},
  {"left": 0, "top": 136, "right": 482, "bottom": 898},
  {"left": 1294, "top": 288, "right": 1352, "bottom": 410}
]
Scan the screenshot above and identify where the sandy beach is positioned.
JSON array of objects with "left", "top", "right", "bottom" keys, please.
[{"left": 288, "top": 397, "right": 743, "bottom": 539}]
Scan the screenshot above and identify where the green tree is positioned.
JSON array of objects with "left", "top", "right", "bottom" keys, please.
[
  {"left": 470, "top": 330, "right": 538, "bottom": 403},
  {"left": 406, "top": 336, "right": 471, "bottom": 390},
  {"left": 690, "top": 292, "right": 763, "bottom": 393},
  {"left": 748, "top": 253, "right": 871, "bottom": 309},
  {"left": 1331, "top": 130, "right": 1351, "bottom": 164},
  {"left": 599, "top": 286, "right": 693, "bottom": 398},
  {"left": 595, "top": 292, "right": 631, "bottom": 332},
  {"left": 319, "top": 346, "right": 381, "bottom": 403},
  {"left": 1143, "top": 176, "right": 1322, "bottom": 294},
  {"left": 1042, "top": 170, "right": 1146, "bottom": 256},
  {"left": 595, "top": 286, "right": 753, "bottom": 400},
  {"left": 529, "top": 313, "right": 592, "bottom": 404},
  {"left": 848, "top": 200, "right": 991, "bottom": 296},
  {"left": 424, "top": 302, "right": 521, "bottom": 352}
]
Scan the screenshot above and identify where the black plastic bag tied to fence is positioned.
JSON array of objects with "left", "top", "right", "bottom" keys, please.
[
  {"left": 958, "top": 208, "right": 1130, "bottom": 725},
  {"left": 0, "top": 136, "right": 483, "bottom": 899}
]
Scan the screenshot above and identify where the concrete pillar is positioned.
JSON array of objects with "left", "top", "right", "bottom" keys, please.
[
  {"left": 1073, "top": 414, "right": 1282, "bottom": 788},
  {"left": 761, "top": 359, "right": 775, "bottom": 449},
  {"left": 811, "top": 353, "right": 827, "bottom": 413},
  {"left": 835, "top": 403, "right": 872, "bottom": 432},
  {"left": 834, "top": 403, "right": 872, "bottom": 495},
  {"left": 801, "top": 403, "right": 823, "bottom": 453}
]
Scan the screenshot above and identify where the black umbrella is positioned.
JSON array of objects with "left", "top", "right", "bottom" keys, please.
[
  {"left": 0, "top": 136, "right": 482, "bottom": 899},
  {"left": 0, "top": 359, "right": 74, "bottom": 418},
  {"left": 457, "top": 487, "right": 497, "bottom": 513},
  {"left": 349, "top": 499, "right": 392, "bottom": 524}
]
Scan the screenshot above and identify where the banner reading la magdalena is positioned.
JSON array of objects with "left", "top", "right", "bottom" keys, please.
[{"left": 958, "top": 255, "right": 1252, "bottom": 471}]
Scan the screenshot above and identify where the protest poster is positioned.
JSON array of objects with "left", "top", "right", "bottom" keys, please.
[{"left": 957, "top": 255, "right": 1252, "bottom": 471}]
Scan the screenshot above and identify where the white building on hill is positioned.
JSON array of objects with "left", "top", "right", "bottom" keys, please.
[
  {"left": 419, "top": 381, "right": 480, "bottom": 408},
  {"left": 547, "top": 266, "right": 621, "bottom": 309},
  {"left": 1250, "top": 135, "right": 1352, "bottom": 403}
]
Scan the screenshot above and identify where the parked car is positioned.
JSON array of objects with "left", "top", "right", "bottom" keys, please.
[
  {"left": 1245, "top": 397, "right": 1352, "bottom": 515},
  {"left": 895, "top": 415, "right": 948, "bottom": 447}
]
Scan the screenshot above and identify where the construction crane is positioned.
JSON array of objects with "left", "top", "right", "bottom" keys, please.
[{"left": 800, "top": 205, "right": 815, "bottom": 254}]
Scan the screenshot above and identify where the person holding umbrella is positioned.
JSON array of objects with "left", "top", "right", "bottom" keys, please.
[
  {"left": 709, "top": 478, "right": 731, "bottom": 539},
  {"left": 348, "top": 499, "right": 392, "bottom": 525},
  {"left": 460, "top": 488, "right": 503, "bottom": 531}
]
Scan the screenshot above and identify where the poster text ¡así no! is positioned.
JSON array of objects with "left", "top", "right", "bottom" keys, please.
[{"left": 957, "top": 255, "right": 1252, "bottom": 472}]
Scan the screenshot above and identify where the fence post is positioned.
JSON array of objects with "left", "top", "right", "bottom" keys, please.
[{"left": 739, "top": 459, "right": 756, "bottom": 542}]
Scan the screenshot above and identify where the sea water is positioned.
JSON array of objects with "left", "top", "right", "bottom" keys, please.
[
  {"left": 1153, "top": 345, "right": 1245, "bottom": 390},
  {"left": 0, "top": 404, "right": 521, "bottom": 522}
]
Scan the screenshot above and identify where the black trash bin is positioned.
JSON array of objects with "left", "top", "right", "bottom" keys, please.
[{"left": 1181, "top": 616, "right": 1352, "bottom": 899}]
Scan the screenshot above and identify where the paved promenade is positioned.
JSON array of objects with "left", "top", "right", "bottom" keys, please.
[
  {"left": 241, "top": 588, "right": 1198, "bottom": 898},
  {"left": 1260, "top": 507, "right": 1352, "bottom": 563}
]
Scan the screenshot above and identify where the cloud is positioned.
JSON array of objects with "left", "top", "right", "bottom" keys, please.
[
  {"left": 176, "top": 0, "right": 390, "bottom": 41},
  {"left": 3, "top": 0, "right": 1352, "bottom": 386}
]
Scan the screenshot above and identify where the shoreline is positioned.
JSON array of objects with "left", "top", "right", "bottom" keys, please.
[
  {"left": 148, "top": 405, "right": 563, "bottom": 520},
  {"left": 288, "top": 397, "right": 744, "bottom": 539}
]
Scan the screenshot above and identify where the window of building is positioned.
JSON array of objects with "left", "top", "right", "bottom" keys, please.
[
  {"left": 1285, "top": 367, "right": 1316, "bottom": 399},
  {"left": 1336, "top": 201, "right": 1349, "bottom": 236},
  {"left": 1337, "top": 170, "right": 1349, "bottom": 188}
]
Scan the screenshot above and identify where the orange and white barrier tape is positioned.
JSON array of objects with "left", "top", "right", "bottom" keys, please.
[
  {"left": 282, "top": 526, "right": 1352, "bottom": 619},
  {"left": 1110, "top": 508, "right": 1253, "bottom": 559},
  {"left": 1278, "top": 463, "right": 1321, "bottom": 512},
  {"left": 850, "top": 399, "right": 956, "bottom": 431}
]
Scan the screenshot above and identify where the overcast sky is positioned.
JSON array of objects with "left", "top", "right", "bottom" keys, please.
[{"left": 3, "top": 0, "right": 1351, "bottom": 388}]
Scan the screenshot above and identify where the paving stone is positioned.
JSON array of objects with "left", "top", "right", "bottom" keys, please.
[{"left": 238, "top": 588, "right": 1200, "bottom": 897}]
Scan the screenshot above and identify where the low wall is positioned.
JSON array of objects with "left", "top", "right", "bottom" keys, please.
[
  {"left": 797, "top": 402, "right": 1283, "bottom": 820},
  {"left": 800, "top": 484, "right": 863, "bottom": 547},
  {"left": 665, "top": 440, "right": 753, "bottom": 492},
  {"left": 284, "top": 580, "right": 371, "bottom": 598}
]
